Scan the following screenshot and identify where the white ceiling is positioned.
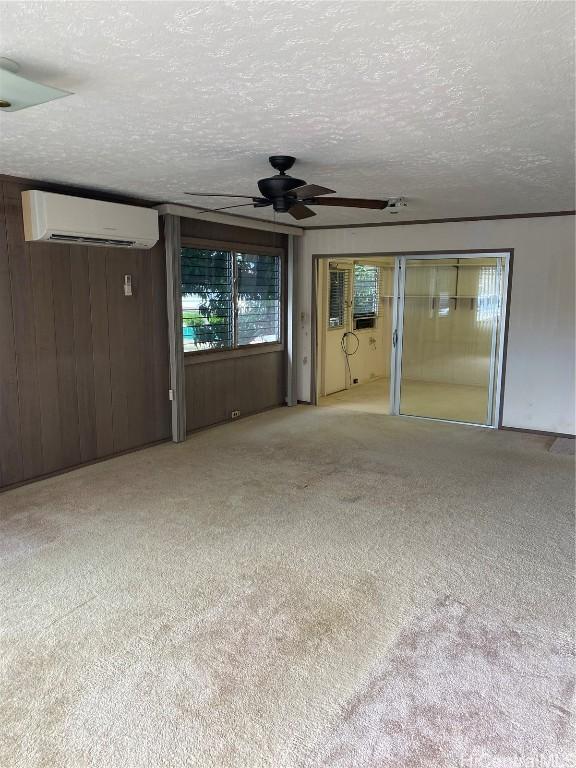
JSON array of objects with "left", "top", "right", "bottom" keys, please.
[{"left": 1, "top": 1, "right": 574, "bottom": 227}]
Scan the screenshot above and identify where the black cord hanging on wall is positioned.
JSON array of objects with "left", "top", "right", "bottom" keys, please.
[{"left": 341, "top": 331, "right": 360, "bottom": 387}]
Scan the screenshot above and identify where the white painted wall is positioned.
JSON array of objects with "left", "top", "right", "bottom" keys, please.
[{"left": 297, "top": 216, "right": 576, "bottom": 434}]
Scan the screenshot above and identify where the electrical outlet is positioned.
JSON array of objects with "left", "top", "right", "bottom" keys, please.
[{"left": 231, "top": 410, "right": 241, "bottom": 419}]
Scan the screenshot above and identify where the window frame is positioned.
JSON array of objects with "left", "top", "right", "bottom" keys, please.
[
  {"left": 181, "top": 237, "right": 285, "bottom": 359},
  {"left": 352, "top": 263, "right": 380, "bottom": 321},
  {"left": 327, "top": 268, "right": 349, "bottom": 331}
]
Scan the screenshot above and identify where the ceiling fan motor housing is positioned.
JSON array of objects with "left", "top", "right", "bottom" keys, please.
[{"left": 257, "top": 173, "right": 307, "bottom": 210}]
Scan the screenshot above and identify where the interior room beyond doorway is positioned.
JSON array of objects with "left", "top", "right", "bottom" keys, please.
[
  {"left": 318, "top": 256, "right": 394, "bottom": 414},
  {"left": 316, "top": 253, "right": 508, "bottom": 427}
]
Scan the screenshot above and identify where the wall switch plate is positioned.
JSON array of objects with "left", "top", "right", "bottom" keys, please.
[
  {"left": 123, "top": 274, "right": 132, "bottom": 296},
  {"left": 231, "top": 410, "right": 241, "bottom": 419}
]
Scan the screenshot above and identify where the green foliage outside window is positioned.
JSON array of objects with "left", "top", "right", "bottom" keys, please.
[{"left": 181, "top": 248, "right": 280, "bottom": 351}]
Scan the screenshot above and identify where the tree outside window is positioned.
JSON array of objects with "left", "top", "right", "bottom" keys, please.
[{"left": 181, "top": 248, "right": 281, "bottom": 352}]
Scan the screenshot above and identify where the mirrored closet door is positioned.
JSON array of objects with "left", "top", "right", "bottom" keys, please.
[{"left": 391, "top": 254, "right": 509, "bottom": 426}]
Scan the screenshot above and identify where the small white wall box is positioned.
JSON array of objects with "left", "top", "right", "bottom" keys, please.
[{"left": 22, "top": 190, "right": 159, "bottom": 249}]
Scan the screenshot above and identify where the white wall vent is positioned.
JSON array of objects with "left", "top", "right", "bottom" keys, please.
[{"left": 22, "top": 190, "right": 159, "bottom": 249}]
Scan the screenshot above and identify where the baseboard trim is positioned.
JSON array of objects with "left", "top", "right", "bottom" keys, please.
[
  {"left": 0, "top": 437, "right": 172, "bottom": 494},
  {"left": 185, "top": 403, "right": 285, "bottom": 436},
  {"left": 499, "top": 426, "right": 575, "bottom": 439}
]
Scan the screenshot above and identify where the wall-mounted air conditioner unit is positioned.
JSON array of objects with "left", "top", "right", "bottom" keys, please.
[{"left": 22, "top": 190, "right": 159, "bottom": 249}]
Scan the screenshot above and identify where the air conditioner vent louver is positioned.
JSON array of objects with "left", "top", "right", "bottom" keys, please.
[
  {"left": 48, "top": 234, "right": 136, "bottom": 247},
  {"left": 22, "top": 190, "right": 159, "bottom": 250}
]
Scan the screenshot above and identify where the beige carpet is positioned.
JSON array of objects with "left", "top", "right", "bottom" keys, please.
[
  {"left": 0, "top": 406, "right": 574, "bottom": 767},
  {"left": 319, "top": 378, "right": 391, "bottom": 414}
]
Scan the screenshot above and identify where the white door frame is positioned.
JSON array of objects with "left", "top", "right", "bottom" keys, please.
[
  {"left": 322, "top": 262, "right": 354, "bottom": 395},
  {"left": 389, "top": 251, "right": 511, "bottom": 427}
]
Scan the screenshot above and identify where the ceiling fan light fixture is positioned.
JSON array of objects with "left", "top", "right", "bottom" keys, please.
[{"left": 0, "top": 58, "right": 73, "bottom": 112}]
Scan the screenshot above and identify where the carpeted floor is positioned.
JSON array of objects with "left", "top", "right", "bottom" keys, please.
[
  {"left": 319, "top": 377, "right": 489, "bottom": 424},
  {"left": 0, "top": 406, "right": 574, "bottom": 768}
]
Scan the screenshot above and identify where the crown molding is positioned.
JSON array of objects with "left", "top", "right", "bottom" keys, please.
[{"left": 304, "top": 210, "right": 576, "bottom": 230}]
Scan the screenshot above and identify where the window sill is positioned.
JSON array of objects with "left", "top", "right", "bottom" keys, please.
[{"left": 184, "top": 343, "right": 284, "bottom": 366}]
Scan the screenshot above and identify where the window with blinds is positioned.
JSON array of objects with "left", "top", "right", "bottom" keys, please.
[
  {"left": 181, "top": 248, "right": 233, "bottom": 352},
  {"left": 328, "top": 270, "right": 348, "bottom": 328},
  {"left": 181, "top": 247, "right": 281, "bottom": 353},
  {"left": 237, "top": 253, "right": 281, "bottom": 346},
  {"left": 353, "top": 264, "right": 379, "bottom": 318}
]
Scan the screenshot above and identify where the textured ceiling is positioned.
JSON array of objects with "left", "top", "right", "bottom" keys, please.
[{"left": 0, "top": 1, "right": 574, "bottom": 227}]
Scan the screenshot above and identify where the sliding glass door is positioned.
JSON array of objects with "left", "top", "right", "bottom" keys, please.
[{"left": 391, "top": 254, "right": 508, "bottom": 426}]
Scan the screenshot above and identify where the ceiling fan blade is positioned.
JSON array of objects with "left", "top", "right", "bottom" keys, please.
[
  {"left": 309, "top": 197, "right": 389, "bottom": 210},
  {"left": 289, "top": 203, "right": 317, "bottom": 220},
  {"left": 184, "top": 192, "right": 257, "bottom": 199},
  {"left": 193, "top": 203, "right": 263, "bottom": 213},
  {"left": 289, "top": 183, "right": 335, "bottom": 198}
]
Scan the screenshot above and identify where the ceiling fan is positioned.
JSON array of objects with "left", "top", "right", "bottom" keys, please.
[{"left": 184, "top": 156, "right": 403, "bottom": 220}]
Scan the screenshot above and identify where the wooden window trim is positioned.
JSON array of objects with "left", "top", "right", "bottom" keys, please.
[
  {"left": 184, "top": 342, "right": 284, "bottom": 366},
  {"left": 181, "top": 236, "right": 284, "bottom": 258}
]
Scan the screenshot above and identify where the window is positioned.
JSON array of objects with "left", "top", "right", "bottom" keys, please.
[
  {"left": 353, "top": 264, "right": 379, "bottom": 319},
  {"left": 181, "top": 248, "right": 233, "bottom": 351},
  {"left": 237, "top": 253, "right": 281, "bottom": 346},
  {"left": 328, "top": 270, "right": 347, "bottom": 328},
  {"left": 181, "top": 247, "right": 281, "bottom": 353},
  {"left": 476, "top": 264, "right": 499, "bottom": 323}
]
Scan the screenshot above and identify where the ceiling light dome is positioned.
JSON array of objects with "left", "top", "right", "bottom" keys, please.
[{"left": 0, "top": 58, "right": 72, "bottom": 112}]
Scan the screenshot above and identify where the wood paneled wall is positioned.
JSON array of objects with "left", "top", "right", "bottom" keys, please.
[
  {"left": 180, "top": 217, "right": 288, "bottom": 251},
  {"left": 185, "top": 351, "right": 285, "bottom": 432},
  {"left": 0, "top": 178, "right": 170, "bottom": 489}
]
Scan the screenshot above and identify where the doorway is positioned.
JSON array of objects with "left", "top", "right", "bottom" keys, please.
[
  {"left": 315, "top": 251, "right": 510, "bottom": 427},
  {"left": 318, "top": 257, "right": 394, "bottom": 414}
]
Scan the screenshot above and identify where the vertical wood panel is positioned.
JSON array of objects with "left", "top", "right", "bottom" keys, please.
[
  {"left": 30, "top": 244, "right": 63, "bottom": 473},
  {"left": 185, "top": 359, "right": 234, "bottom": 430},
  {"left": 0, "top": 182, "right": 23, "bottom": 485},
  {"left": 149, "top": 240, "right": 171, "bottom": 441},
  {"left": 4, "top": 182, "right": 44, "bottom": 479},
  {"left": 51, "top": 249, "right": 82, "bottom": 466},
  {"left": 71, "top": 250, "right": 98, "bottom": 462},
  {"left": 88, "top": 251, "right": 114, "bottom": 458},
  {"left": 233, "top": 352, "right": 284, "bottom": 414},
  {"left": 123, "top": 250, "right": 148, "bottom": 450},
  {"left": 140, "top": 249, "right": 156, "bottom": 445},
  {"left": 105, "top": 249, "right": 130, "bottom": 452}
]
